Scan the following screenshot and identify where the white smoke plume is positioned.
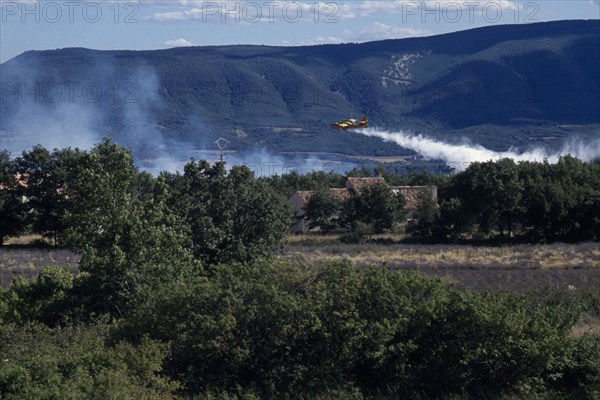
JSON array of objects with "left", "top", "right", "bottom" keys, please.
[
  {"left": 140, "top": 148, "right": 357, "bottom": 177},
  {"left": 1, "top": 56, "right": 350, "bottom": 176},
  {"left": 358, "top": 128, "right": 600, "bottom": 170},
  {"left": 225, "top": 149, "right": 355, "bottom": 177},
  {"left": 0, "top": 57, "right": 196, "bottom": 174},
  {"left": 1, "top": 101, "right": 101, "bottom": 152}
]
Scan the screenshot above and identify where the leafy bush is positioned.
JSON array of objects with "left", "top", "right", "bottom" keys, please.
[
  {"left": 1, "top": 141, "right": 599, "bottom": 398},
  {"left": 0, "top": 322, "right": 178, "bottom": 399},
  {"left": 167, "top": 161, "right": 292, "bottom": 265},
  {"left": 115, "top": 261, "right": 596, "bottom": 398}
]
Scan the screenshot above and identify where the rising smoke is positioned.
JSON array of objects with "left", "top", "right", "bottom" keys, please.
[
  {"left": 2, "top": 101, "right": 102, "bottom": 152},
  {"left": 1, "top": 56, "right": 201, "bottom": 174},
  {"left": 0, "top": 56, "right": 171, "bottom": 160},
  {"left": 358, "top": 128, "right": 600, "bottom": 170},
  {"left": 224, "top": 149, "right": 355, "bottom": 177},
  {"left": 0, "top": 55, "right": 344, "bottom": 176},
  {"left": 5, "top": 54, "right": 597, "bottom": 176}
]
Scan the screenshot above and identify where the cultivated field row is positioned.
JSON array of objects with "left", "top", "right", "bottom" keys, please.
[
  {"left": 1, "top": 242, "right": 598, "bottom": 291},
  {"left": 281, "top": 242, "right": 600, "bottom": 291}
]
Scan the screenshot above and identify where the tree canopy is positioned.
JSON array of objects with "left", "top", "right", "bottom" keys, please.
[
  {"left": 0, "top": 141, "right": 599, "bottom": 399},
  {"left": 341, "top": 183, "right": 407, "bottom": 233}
]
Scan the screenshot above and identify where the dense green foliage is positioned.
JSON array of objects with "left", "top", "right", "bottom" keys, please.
[
  {"left": 304, "top": 189, "right": 341, "bottom": 232},
  {"left": 438, "top": 157, "right": 600, "bottom": 242},
  {"left": 12, "top": 147, "right": 85, "bottom": 245},
  {"left": 406, "top": 188, "right": 440, "bottom": 241},
  {"left": 259, "top": 171, "right": 346, "bottom": 199},
  {"left": 341, "top": 183, "right": 406, "bottom": 233},
  {"left": 1, "top": 141, "right": 599, "bottom": 398},
  {"left": 164, "top": 160, "right": 292, "bottom": 265},
  {"left": 302, "top": 183, "right": 407, "bottom": 234},
  {"left": 3, "top": 143, "right": 600, "bottom": 250},
  {"left": 2, "top": 145, "right": 598, "bottom": 245},
  {"left": 296, "top": 157, "right": 600, "bottom": 242},
  {"left": 2, "top": 261, "right": 599, "bottom": 399},
  {"left": 0, "top": 322, "right": 178, "bottom": 399},
  {"left": 0, "top": 150, "right": 26, "bottom": 244}
]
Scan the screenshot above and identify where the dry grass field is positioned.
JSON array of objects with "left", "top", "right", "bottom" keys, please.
[
  {"left": 281, "top": 242, "right": 600, "bottom": 292},
  {"left": 3, "top": 234, "right": 53, "bottom": 246},
  {"left": 2, "top": 240, "right": 598, "bottom": 336},
  {"left": 1, "top": 237, "right": 598, "bottom": 292},
  {"left": 282, "top": 241, "right": 600, "bottom": 337},
  {"left": 0, "top": 247, "right": 80, "bottom": 287}
]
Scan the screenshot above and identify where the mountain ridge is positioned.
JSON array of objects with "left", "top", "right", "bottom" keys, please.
[{"left": 1, "top": 19, "right": 599, "bottom": 157}]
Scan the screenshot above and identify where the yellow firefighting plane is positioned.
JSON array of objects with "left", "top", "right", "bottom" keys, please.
[{"left": 332, "top": 115, "right": 368, "bottom": 131}]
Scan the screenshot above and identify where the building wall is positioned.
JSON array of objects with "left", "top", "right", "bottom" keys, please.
[
  {"left": 289, "top": 192, "right": 308, "bottom": 233},
  {"left": 289, "top": 183, "right": 438, "bottom": 234}
]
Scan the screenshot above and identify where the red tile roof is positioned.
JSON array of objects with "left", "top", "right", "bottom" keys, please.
[
  {"left": 346, "top": 177, "right": 387, "bottom": 194},
  {"left": 392, "top": 186, "right": 437, "bottom": 210},
  {"left": 329, "top": 188, "right": 353, "bottom": 202},
  {"left": 295, "top": 188, "right": 352, "bottom": 205},
  {"left": 293, "top": 179, "right": 437, "bottom": 210},
  {"left": 296, "top": 190, "right": 315, "bottom": 204}
]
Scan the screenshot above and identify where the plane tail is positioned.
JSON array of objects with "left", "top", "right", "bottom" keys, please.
[{"left": 360, "top": 115, "right": 368, "bottom": 126}]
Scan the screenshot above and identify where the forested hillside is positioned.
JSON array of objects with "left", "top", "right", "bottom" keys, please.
[{"left": 1, "top": 20, "right": 598, "bottom": 155}]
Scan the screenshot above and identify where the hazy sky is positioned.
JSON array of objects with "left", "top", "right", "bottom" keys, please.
[{"left": 1, "top": 1, "right": 599, "bottom": 62}]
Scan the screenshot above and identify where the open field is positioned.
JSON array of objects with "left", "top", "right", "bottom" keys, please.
[
  {"left": 2, "top": 242, "right": 599, "bottom": 336},
  {"left": 1, "top": 241, "right": 598, "bottom": 292},
  {"left": 282, "top": 241, "right": 600, "bottom": 337},
  {"left": 281, "top": 242, "right": 600, "bottom": 292},
  {"left": 3, "top": 234, "right": 53, "bottom": 246},
  {"left": 0, "top": 247, "right": 80, "bottom": 287}
]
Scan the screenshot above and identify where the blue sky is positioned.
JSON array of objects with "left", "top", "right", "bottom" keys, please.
[{"left": 1, "top": 1, "right": 599, "bottom": 62}]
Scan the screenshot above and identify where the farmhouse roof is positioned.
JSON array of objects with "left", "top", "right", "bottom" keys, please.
[
  {"left": 392, "top": 186, "right": 438, "bottom": 210},
  {"left": 345, "top": 177, "right": 387, "bottom": 194},
  {"left": 293, "top": 179, "right": 437, "bottom": 210},
  {"left": 296, "top": 190, "right": 315, "bottom": 204},
  {"left": 295, "top": 188, "right": 352, "bottom": 205}
]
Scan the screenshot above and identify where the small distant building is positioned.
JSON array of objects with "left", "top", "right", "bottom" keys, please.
[
  {"left": 289, "top": 177, "right": 437, "bottom": 233},
  {"left": 391, "top": 186, "right": 438, "bottom": 219},
  {"left": 289, "top": 191, "right": 313, "bottom": 234},
  {"left": 346, "top": 177, "right": 386, "bottom": 195},
  {"left": 290, "top": 188, "right": 351, "bottom": 233}
]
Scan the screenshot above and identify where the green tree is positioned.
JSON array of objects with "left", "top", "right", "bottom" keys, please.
[
  {"left": 61, "top": 138, "right": 197, "bottom": 317},
  {"left": 304, "top": 189, "right": 341, "bottom": 232},
  {"left": 520, "top": 156, "right": 600, "bottom": 241},
  {"left": 14, "top": 147, "right": 75, "bottom": 244},
  {"left": 342, "top": 183, "right": 406, "bottom": 233},
  {"left": 0, "top": 150, "right": 26, "bottom": 245},
  {"left": 443, "top": 159, "right": 524, "bottom": 239},
  {"left": 407, "top": 188, "right": 440, "bottom": 240},
  {"left": 60, "top": 139, "right": 138, "bottom": 251},
  {"left": 169, "top": 161, "right": 292, "bottom": 265},
  {"left": 493, "top": 158, "right": 525, "bottom": 237},
  {"left": 434, "top": 197, "right": 475, "bottom": 240}
]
